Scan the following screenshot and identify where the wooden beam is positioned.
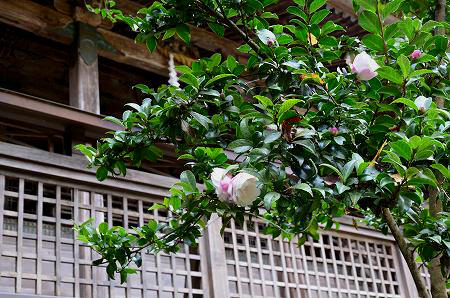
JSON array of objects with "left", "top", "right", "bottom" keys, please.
[
  {"left": 70, "top": 22, "right": 101, "bottom": 114},
  {"left": 0, "top": 0, "right": 168, "bottom": 75},
  {"left": 0, "top": 89, "right": 121, "bottom": 133}
]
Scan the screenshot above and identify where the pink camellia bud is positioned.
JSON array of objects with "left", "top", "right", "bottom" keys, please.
[
  {"left": 211, "top": 168, "right": 260, "bottom": 207},
  {"left": 329, "top": 127, "right": 339, "bottom": 135},
  {"left": 211, "top": 168, "right": 234, "bottom": 202},
  {"left": 411, "top": 50, "right": 422, "bottom": 60},
  {"left": 350, "top": 51, "right": 379, "bottom": 81}
]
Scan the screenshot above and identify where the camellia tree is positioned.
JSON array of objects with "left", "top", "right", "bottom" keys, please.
[{"left": 75, "top": 0, "right": 449, "bottom": 297}]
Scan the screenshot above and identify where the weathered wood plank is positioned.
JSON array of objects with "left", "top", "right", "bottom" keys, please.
[
  {"left": 0, "top": 0, "right": 168, "bottom": 75},
  {"left": 70, "top": 23, "right": 101, "bottom": 114},
  {"left": 0, "top": 141, "right": 178, "bottom": 195}
]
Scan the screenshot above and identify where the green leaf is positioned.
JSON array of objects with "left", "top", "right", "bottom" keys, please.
[
  {"left": 180, "top": 170, "right": 198, "bottom": 192},
  {"left": 190, "top": 111, "right": 212, "bottom": 129},
  {"left": 264, "top": 192, "right": 281, "bottom": 209},
  {"left": 359, "top": 11, "right": 381, "bottom": 35},
  {"left": 227, "top": 56, "right": 237, "bottom": 72},
  {"left": 431, "top": 164, "right": 450, "bottom": 179},
  {"left": 149, "top": 203, "right": 166, "bottom": 210},
  {"left": 293, "top": 0, "right": 305, "bottom": 7},
  {"left": 176, "top": 24, "right": 190, "bottom": 44},
  {"left": 264, "top": 131, "right": 281, "bottom": 143},
  {"left": 397, "top": 54, "right": 410, "bottom": 78},
  {"left": 320, "top": 163, "right": 343, "bottom": 180},
  {"left": 391, "top": 98, "right": 418, "bottom": 111},
  {"left": 309, "top": 0, "right": 327, "bottom": 13},
  {"left": 310, "top": 9, "right": 330, "bottom": 25},
  {"left": 342, "top": 160, "right": 357, "bottom": 183},
  {"left": 204, "top": 74, "right": 236, "bottom": 87},
  {"left": 147, "top": 220, "right": 158, "bottom": 232},
  {"left": 354, "top": 0, "right": 377, "bottom": 12},
  {"left": 96, "top": 167, "right": 108, "bottom": 181},
  {"left": 146, "top": 36, "right": 157, "bottom": 52},
  {"left": 255, "top": 95, "right": 273, "bottom": 108},
  {"left": 377, "top": 66, "right": 403, "bottom": 84},
  {"left": 207, "top": 23, "right": 225, "bottom": 36},
  {"left": 335, "top": 182, "right": 350, "bottom": 194},
  {"left": 382, "top": 0, "right": 404, "bottom": 19},
  {"left": 179, "top": 73, "right": 199, "bottom": 89},
  {"left": 228, "top": 139, "right": 253, "bottom": 153},
  {"left": 287, "top": 6, "right": 307, "bottom": 21},
  {"left": 277, "top": 99, "right": 302, "bottom": 123},
  {"left": 98, "top": 222, "right": 109, "bottom": 234},
  {"left": 277, "top": 34, "right": 294, "bottom": 45},
  {"left": 362, "top": 34, "right": 385, "bottom": 51},
  {"left": 162, "top": 28, "right": 175, "bottom": 40},
  {"left": 294, "top": 183, "right": 313, "bottom": 196},
  {"left": 390, "top": 140, "right": 412, "bottom": 161}
]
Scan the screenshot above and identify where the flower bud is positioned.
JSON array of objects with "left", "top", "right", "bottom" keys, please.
[
  {"left": 350, "top": 52, "right": 379, "bottom": 81},
  {"left": 411, "top": 50, "right": 422, "bottom": 60},
  {"left": 329, "top": 127, "right": 339, "bottom": 135}
]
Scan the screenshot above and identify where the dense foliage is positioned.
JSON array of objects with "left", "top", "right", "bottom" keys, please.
[{"left": 76, "top": 0, "right": 449, "bottom": 295}]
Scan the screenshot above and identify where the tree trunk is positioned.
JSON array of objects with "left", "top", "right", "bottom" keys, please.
[
  {"left": 427, "top": 1, "right": 449, "bottom": 297},
  {"left": 428, "top": 177, "right": 447, "bottom": 298},
  {"left": 381, "top": 208, "right": 431, "bottom": 298}
]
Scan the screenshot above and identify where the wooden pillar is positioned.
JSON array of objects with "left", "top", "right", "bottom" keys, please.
[
  {"left": 69, "top": 22, "right": 100, "bottom": 114},
  {"left": 205, "top": 214, "right": 229, "bottom": 297}
]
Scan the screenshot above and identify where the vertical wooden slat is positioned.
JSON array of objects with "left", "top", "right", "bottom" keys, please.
[
  {"left": 230, "top": 220, "right": 242, "bottom": 296},
  {"left": 300, "top": 242, "right": 312, "bottom": 297},
  {"left": 243, "top": 221, "right": 255, "bottom": 297},
  {"left": 319, "top": 235, "right": 331, "bottom": 298},
  {"left": 55, "top": 185, "right": 62, "bottom": 296},
  {"left": 266, "top": 235, "right": 278, "bottom": 297},
  {"left": 329, "top": 234, "right": 343, "bottom": 298},
  {"left": 205, "top": 215, "right": 229, "bottom": 297},
  {"left": 36, "top": 182, "right": 43, "bottom": 295},
  {"left": 288, "top": 240, "right": 301, "bottom": 297},
  {"left": 0, "top": 175, "right": 5, "bottom": 262},
  {"left": 16, "top": 178, "right": 24, "bottom": 293},
  {"left": 107, "top": 194, "right": 113, "bottom": 298},
  {"left": 277, "top": 238, "right": 289, "bottom": 297},
  {"left": 74, "top": 188, "right": 80, "bottom": 298},
  {"left": 155, "top": 207, "right": 162, "bottom": 298},
  {"left": 254, "top": 222, "right": 268, "bottom": 298},
  {"left": 138, "top": 200, "right": 148, "bottom": 298},
  {"left": 122, "top": 197, "right": 130, "bottom": 297}
]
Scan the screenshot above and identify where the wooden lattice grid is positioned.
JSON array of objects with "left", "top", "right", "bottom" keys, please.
[
  {"left": 223, "top": 218, "right": 404, "bottom": 298},
  {"left": 0, "top": 174, "right": 207, "bottom": 297}
]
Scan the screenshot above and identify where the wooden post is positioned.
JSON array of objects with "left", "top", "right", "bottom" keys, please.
[
  {"left": 69, "top": 22, "right": 100, "bottom": 114},
  {"left": 205, "top": 214, "right": 229, "bottom": 297}
]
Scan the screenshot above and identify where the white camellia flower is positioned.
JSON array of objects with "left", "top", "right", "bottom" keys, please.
[
  {"left": 211, "top": 168, "right": 233, "bottom": 202},
  {"left": 231, "top": 173, "right": 260, "bottom": 207},
  {"left": 350, "top": 51, "right": 379, "bottom": 81}
]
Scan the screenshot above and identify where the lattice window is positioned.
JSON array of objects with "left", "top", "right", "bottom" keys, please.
[
  {"left": 0, "top": 175, "right": 207, "bottom": 297},
  {"left": 224, "top": 219, "right": 403, "bottom": 298}
]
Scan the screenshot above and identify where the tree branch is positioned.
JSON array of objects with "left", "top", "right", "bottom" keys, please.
[
  {"left": 381, "top": 208, "right": 431, "bottom": 298},
  {"left": 193, "top": 0, "right": 261, "bottom": 54}
]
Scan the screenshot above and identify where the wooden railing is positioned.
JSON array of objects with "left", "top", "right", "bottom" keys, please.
[{"left": 0, "top": 142, "right": 425, "bottom": 298}]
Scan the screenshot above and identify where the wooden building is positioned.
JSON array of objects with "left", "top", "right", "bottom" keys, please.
[{"left": 0, "top": 0, "right": 429, "bottom": 297}]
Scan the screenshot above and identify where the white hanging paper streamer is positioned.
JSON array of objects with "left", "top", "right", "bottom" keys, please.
[{"left": 168, "top": 53, "right": 180, "bottom": 87}]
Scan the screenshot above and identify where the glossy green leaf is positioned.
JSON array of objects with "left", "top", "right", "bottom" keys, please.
[
  {"left": 359, "top": 11, "right": 381, "bottom": 35},
  {"left": 390, "top": 140, "right": 412, "bottom": 161}
]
